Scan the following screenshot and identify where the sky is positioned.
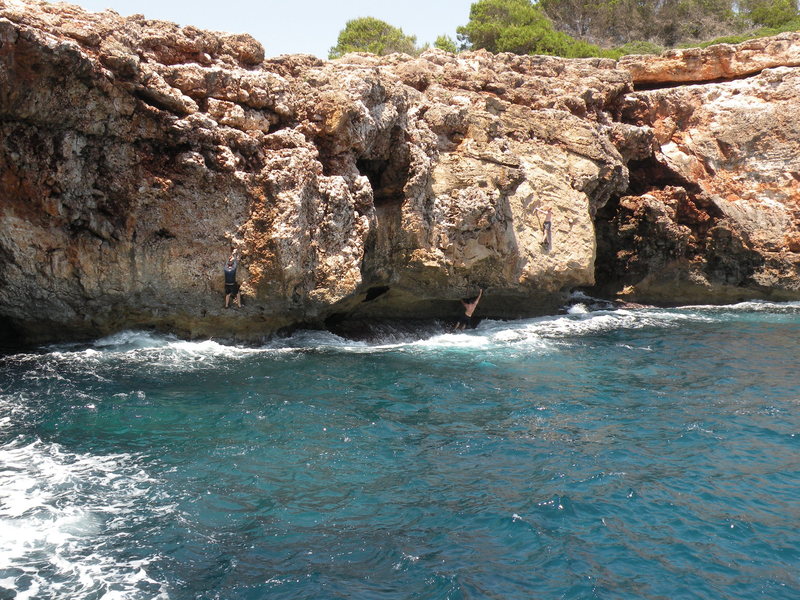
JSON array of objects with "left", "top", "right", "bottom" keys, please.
[{"left": 71, "top": 0, "right": 475, "bottom": 59}]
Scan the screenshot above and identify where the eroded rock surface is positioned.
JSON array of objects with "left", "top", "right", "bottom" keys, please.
[
  {"left": 600, "top": 44, "right": 800, "bottom": 304},
  {"left": 0, "top": 0, "right": 635, "bottom": 343},
  {"left": 1, "top": 0, "right": 799, "bottom": 344}
]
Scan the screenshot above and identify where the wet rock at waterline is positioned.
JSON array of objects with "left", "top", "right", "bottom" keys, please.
[{"left": 1, "top": 0, "right": 799, "bottom": 344}]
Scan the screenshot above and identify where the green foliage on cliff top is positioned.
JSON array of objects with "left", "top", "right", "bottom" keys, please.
[
  {"left": 614, "top": 41, "right": 665, "bottom": 56},
  {"left": 329, "top": 17, "right": 419, "bottom": 59},
  {"left": 743, "top": 0, "right": 799, "bottom": 27},
  {"left": 328, "top": 1, "right": 800, "bottom": 62},
  {"left": 456, "top": 0, "right": 607, "bottom": 57},
  {"left": 457, "top": 0, "right": 800, "bottom": 58},
  {"left": 693, "top": 16, "right": 800, "bottom": 47},
  {"left": 434, "top": 35, "right": 459, "bottom": 53}
]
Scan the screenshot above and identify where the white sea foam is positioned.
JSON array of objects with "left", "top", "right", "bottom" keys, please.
[
  {"left": 8, "top": 331, "right": 274, "bottom": 377},
  {"left": 86, "top": 313, "right": 641, "bottom": 360},
  {"left": 93, "top": 331, "right": 267, "bottom": 360},
  {"left": 684, "top": 299, "right": 800, "bottom": 310},
  {"left": 93, "top": 330, "right": 175, "bottom": 350},
  {"left": 287, "top": 308, "right": 695, "bottom": 354},
  {"left": 0, "top": 439, "right": 169, "bottom": 599},
  {"left": 0, "top": 393, "right": 31, "bottom": 435},
  {"left": 473, "top": 308, "right": 703, "bottom": 346},
  {"left": 567, "top": 303, "right": 590, "bottom": 315},
  {"left": 409, "top": 331, "right": 493, "bottom": 350},
  {"left": 9, "top": 300, "right": 798, "bottom": 365}
]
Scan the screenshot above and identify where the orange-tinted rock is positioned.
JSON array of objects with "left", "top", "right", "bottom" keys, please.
[
  {"left": 1, "top": 0, "right": 800, "bottom": 344},
  {"left": 620, "top": 33, "right": 800, "bottom": 85},
  {"left": 603, "top": 50, "right": 800, "bottom": 304}
]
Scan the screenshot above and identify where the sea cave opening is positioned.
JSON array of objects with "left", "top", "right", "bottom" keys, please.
[{"left": 356, "top": 156, "right": 409, "bottom": 205}]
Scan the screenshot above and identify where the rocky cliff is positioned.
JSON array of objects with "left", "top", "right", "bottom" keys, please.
[
  {"left": 600, "top": 39, "right": 800, "bottom": 303},
  {"left": 1, "top": 0, "right": 799, "bottom": 345}
]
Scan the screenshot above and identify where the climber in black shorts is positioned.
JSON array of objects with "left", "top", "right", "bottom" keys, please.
[
  {"left": 224, "top": 248, "right": 241, "bottom": 308},
  {"left": 455, "top": 288, "right": 483, "bottom": 330}
]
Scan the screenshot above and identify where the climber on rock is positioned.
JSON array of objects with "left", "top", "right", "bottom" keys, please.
[
  {"left": 533, "top": 207, "right": 553, "bottom": 248},
  {"left": 224, "top": 248, "right": 241, "bottom": 308},
  {"left": 455, "top": 288, "right": 483, "bottom": 330}
]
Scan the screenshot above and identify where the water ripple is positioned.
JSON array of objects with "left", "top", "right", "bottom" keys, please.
[{"left": 1, "top": 304, "right": 799, "bottom": 598}]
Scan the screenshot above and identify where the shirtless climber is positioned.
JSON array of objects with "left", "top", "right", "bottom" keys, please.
[{"left": 455, "top": 288, "right": 483, "bottom": 330}]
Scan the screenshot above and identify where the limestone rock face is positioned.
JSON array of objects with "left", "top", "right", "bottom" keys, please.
[
  {"left": 1, "top": 0, "right": 800, "bottom": 344},
  {"left": 0, "top": 0, "right": 634, "bottom": 343},
  {"left": 600, "top": 47, "right": 800, "bottom": 304}
]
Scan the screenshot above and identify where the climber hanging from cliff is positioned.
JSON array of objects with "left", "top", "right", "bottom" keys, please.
[
  {"left": 224, "top": 248, "right": 241, "bottom": 308},
  {"left": 533, "top": 207, "right": 552, "bottom": 249},
  {"left": 455, "top": 288, "right": 483, "bottom": 331}
]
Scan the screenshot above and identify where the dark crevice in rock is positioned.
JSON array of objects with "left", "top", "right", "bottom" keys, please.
[
  {"left": 130, "top": 87, "right": 190, "bottom": 115},
  {"left": 138, "top": 140, "right": 192, "bottom": 175},
  {"left": 153, "top": 228, "right": 175, "bottom": 240},
  {"left": 0, "top": 316, "right": 26, "bottom": 353},
  {"left": 356, "top": 127, "right": 413, "bottom": 285},
  {"left": 267, "top": 119, "right": 291, "bottom": 135},
  {"left": 356, "top": 153, "right": 410, "bottom": 205},
  {"left": 363, "top": 286, "right": 390, "bottom": 302},
  {"left": 356, "top": 158, "right": 391, "bottom": 200},
  {"left": 324, "top": 318, "right": 449, "bottom": 342},
  {"left": 631, "top": 69, "right": 769, "bottom": 92},
  {"left": 592, "top": 196, "right": 627, "bottom": 295},
  {"left": 592, "top": 143, "right": 773, "bottom": 301},
  {"left": 360, "top": 200, "right": 404, "bottom": 284},
  {"left": 627, "top": 155, "right": 702, "bottom": 196},
  {"left": 323, "top": 312, "right": 349, "bottom": 329},
  {"left": 592, "top": 153, "right": 711, "bottom": 297}
]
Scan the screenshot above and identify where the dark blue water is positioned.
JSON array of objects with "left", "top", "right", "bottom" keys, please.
[{"left": 1, "top": 301, "right": 799, "bottom": 599}]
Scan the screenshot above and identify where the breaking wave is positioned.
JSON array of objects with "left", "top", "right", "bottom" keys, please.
[
  {"left": 0, "top": 436, "right": 169, "bottom": 599},
  {"left": 11, "top": 301, "right": 795, "bottom": 364}
]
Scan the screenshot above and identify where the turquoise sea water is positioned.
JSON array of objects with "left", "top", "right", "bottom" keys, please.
[{"left": 1, "top": 301, "right": 799, "bottom": 599}]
